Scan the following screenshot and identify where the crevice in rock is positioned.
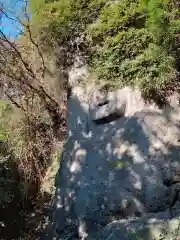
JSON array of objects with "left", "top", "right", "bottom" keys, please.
[
  {"left": 67, "top": 87, "right": 72, "bottom": 99},
  {"left": 93, "top": 112, "right": 123, "bottom": 124},
  {"left": 97, "top": 100, "right": 109, "bottom": 107}
]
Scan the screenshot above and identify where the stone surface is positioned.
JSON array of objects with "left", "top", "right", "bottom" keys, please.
[
  {"left": 90, "top": 87, "right": 144, "bottom": 122},
  {"left": 68, "top": 65, "right": 88, "bottom": 87},
  {"left": 54, "top": 85, "right": 180, "bottom": 239},
  {"left": 98, "top": 212, "right": 180, "bottom": 240}
]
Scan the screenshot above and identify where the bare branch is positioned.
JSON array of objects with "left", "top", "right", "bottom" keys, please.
[
  {"left": 0, "top": 4, "right": 66, "bottom": 138},
  {"left": 0, "top": 7, "right": 20, "bottom": 24},
  {"left": 0, "top": 30, "right": 36, "bottom": 79},
  {"left": 4, "top": 91, "right": 24, "bottom": 110},
  {"left": 23, "top": 0, "right": 46, "bottom": 78},
  {"left": 0, "top": 5, "right": 46, "bottom": 78},
  {"left": 0, "top": 7, "right": 24, "bottom": 36}
]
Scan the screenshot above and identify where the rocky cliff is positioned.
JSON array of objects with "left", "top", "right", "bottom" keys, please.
[{"left": 53, "top": 73, "right": 180, "bottom": 239}]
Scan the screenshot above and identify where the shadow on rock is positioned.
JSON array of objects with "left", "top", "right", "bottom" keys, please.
[{"left": 53, "top": 91, "right": 180, "bottom": 239}]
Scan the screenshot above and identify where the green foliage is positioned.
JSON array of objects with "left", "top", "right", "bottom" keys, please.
[
  {"left": 88, "top": 0, "right": 143, "bottom": 41},
  {"left": 40, "top": 145, "right": 63, "bottom": 195},
  {"left": 30, "top": 0, "right": 107, "bottom": 42},
  {"left": 90, "top": 30, "right": 176, "bottom": 93},
  {"left": 30, "top": 0, "right": 180, "bottom": 95},
  {"left": 140, "top": 0, "right": 179, "bottom": 48},
  {"left": 90, "top": 28, "right": 152, "bottom": 83},
  {"left": 88, "top": 0, "right": 179, "bottom": 94}
]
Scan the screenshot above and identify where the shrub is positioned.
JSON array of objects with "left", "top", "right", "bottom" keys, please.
[
  {"left": 30, "top": 0, "right": 107, "bottom": 42},
  {"left": 89, "top": 28, "right": 152, "bottom": 82},
  {"left": 88, "top": 0, "right": 144, "bottom": 41},
  {"left": 88, "top": 0, "right": 179, "bottom": 95},
  {"left": 30, "top": 0, "right": 180, "bottom": 96},
  {"left": 0, "top": 103, "right": 22, "bottom": 216}
]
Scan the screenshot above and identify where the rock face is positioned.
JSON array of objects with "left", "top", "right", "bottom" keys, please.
[
  {"left": 54, "top": 85, "right": 180, "bottom": 239},
  {"left": 98, "top": 211, "right": 180, "bottom": 240},
  {"left": 90, "top": 88, "right": 142, "bottom": 121}
]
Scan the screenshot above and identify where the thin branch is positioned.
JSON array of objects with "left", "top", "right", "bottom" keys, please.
[
  {"left": 0, "top": 7, "right": 20, "bottom": 24},
  {"left": 0, "top": 66, "right": 36, "bottom": 95},
  {"left": 0, "top": 4, "right": 46, "bottom": 78},
  {"left": 24, "top": 0, "right": 46, "bottom": 78},
  {"left": 1, "top": 64, "right": 60, "bottom": 111},
  {"left": 0, "top": 30, "right": 36, "bottom": 79},
  {"left": 4, "top": 91, "right": 25, "bottom": 110},
  {"left": 0, "top": 7, "right": 24, "bottom": 38}
]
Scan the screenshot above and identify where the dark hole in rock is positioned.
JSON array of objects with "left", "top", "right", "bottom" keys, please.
[
  {"left": 55, "top": 225, "right": 79, "bottom": 239},
  {"left": 135, "top": 211, "right": 143, "bottom": 217},
  {"left": 93, "top": 112, "right": 124, "bottom": 124},
  {"left": 163, "top": 178, "right": 179, "bottom": 187},
  {"left": 97, "top": 100, "right": 109, "bottom": 107},
  {"left": 67, "top": 87, "right": 72, "bottom": 99},
  {"left": 164, "top": 179, "right": 180, "bottom": 187}
]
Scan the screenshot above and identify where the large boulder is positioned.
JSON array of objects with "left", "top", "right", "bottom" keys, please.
[
  {"left": 90, "top": 87, "right": 147, "bottom": 123},
  {"left": 54, "top": 86, "right": 180, "bottom": 239}
]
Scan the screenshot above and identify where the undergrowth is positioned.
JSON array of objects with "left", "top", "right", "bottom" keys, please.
[{"left": 0, "top": 99, "right": 64, "bottom": 239}]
